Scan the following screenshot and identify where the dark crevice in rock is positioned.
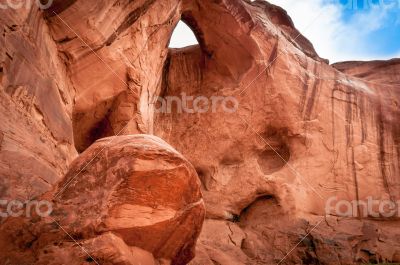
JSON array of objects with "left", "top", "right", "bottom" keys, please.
[
  {"left": 194, "top": 166, "right": 216, "bottom": 192},
  {"left": 7, "top": 25, "right": 18, "bottom": 32},
  {"left": 56, "top": 36, "right": 77, "bottom": 44},
  {"left": 105, "top": 0, "right": 157, "bottom": 46},
  {"left": 238, "top": 195, "right": 286, "bottom": 260},
  {"left": 73, "top": 99, "right": 114, "bottom": 153},
  {"left": 6, "top": 52, "right": 13, "bottom": 61},
  {"left": 160, "top": 53, "right": 171, "bottom": 98},
  {"left": 211, "top": 259, "right": 222, "bottom": 265},
  {"left": 44, "top": 0, "right": 77, "bottom": 17},
  {"left": 300, "top": 235, "right": 321, "bottom": 265},
  {"left": 238, "top": 195, "right": 277, "bottom": 224},
  {"left": 86, "top": 118, "right": 113, "bottom": 151},
  {"left": 195, "top": 167, "right": 208, "bottom": 191},
  {"left": 181, "top": 12, "right": 213, "bottom": 58}
]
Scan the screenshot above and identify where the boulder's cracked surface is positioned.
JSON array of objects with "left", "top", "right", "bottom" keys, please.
[
  {"left": 0, "top": 0, "right": 399, "bottom": 264},
  {"left": 0, "top": 135, "right": 205, "bottom": 265}
]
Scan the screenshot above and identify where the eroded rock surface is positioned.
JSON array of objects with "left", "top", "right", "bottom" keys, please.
[
  {"left": 0, "top": 3, "right": 77, "bottom": 203},
  {"left": 0, "top": 135, "right": 205, "bottom": 265},
  {"left": 0, "top": 0, "right": 399, "bottom": 264},
  {"left": 333, "top": 58, "right": 400, "bottom": 85}
]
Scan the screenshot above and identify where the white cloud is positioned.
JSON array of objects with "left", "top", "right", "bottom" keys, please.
[
  {"left": 168, "top": 1, "right": 399, "bottom": 62},
  {"left": 267, "top": 0, "right": 396, "bottom": 62}
]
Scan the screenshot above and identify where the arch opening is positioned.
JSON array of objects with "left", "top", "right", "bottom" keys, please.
[{"left": 168, "top": 20, "right": 199, "bottom": 48}]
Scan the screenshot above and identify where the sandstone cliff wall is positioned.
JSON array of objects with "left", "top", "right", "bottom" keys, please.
[{"left": 0, "top": 0, "right": 399, "bottom": 264}]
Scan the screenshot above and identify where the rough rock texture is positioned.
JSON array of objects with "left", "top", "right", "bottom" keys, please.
[
  {"left": 154, "top": 1, "right": 400, "bottom": 264},
  {"left": 333, "top": 58, "right": 400, "bottom": 85},
  {"left": 44, "top": 0, "right": 183, "bottom": 152},
  {"left": 0, "top": 3, "right": 77, "bottom": 203},
  {"left": 0, "top": 0, "right": 399, "bottom": 264},
  {"left": 0, "top": 135, "right": 205, "bottom": 265}
]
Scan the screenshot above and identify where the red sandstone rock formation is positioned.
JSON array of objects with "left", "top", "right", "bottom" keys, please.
[
  {"left": 0, "top": 0, "right": 399, "bottom": 264},
  {"left": 0, "top": 135, "right": 205, "bottom": 264}
]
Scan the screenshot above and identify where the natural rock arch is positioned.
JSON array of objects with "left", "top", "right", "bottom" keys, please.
[{"left": 168, "top": 20, "right": 199, "bottom": 48}]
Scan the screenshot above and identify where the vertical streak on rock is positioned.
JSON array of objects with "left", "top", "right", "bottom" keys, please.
[
  {"left": 158, "top": 53, "right": 172, "bottom": 138},
  {"left": 358, "top": 94, "right": 367, "bottom": 143},
  {"left": 0, "top": 66, "right": 3, "bottom": 84},
  {"left": 331, "top": 72, "right": 339, "bottom": 148},
  {"left": 162, "top": 53, "right": 171, "bottom": 96},
  {"left": 331, "top": 72, "right": 339, "bottom": 182},
  {"left": 376, "top": 101, "right": 393, "bottom": 201},
  {"left": 345, "top": 81, "right": 353, "bottom": 148},
  {"left": 345, "top": 80, "right": 361, "bottom": 217},
  {"left": 298, "top": 59, "right": 309, "bottom": 115},
  {"left": 304, "top": 62, "right": 320, "bottom": 121},
  {"left": 266, "top": 41, "right": 279, "bottom": 73},
  {"left": 394, "top": 124, "right": 400, "bottom": 183},
  {"left": 351, "top": 146, "right": 361, "bottom": 217},
  {"left": 0, "top": 130, "right": 3, "bottom": 150}
]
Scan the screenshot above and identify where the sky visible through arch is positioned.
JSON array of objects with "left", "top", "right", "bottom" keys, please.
[
  {"left": 169, "top": 21, "right": 198, "bottom": 49},
  {"left": 169, "top": 0, "right": 400, "bottom": 63}
]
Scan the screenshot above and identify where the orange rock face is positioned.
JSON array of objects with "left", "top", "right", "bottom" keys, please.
[
  {"left": 0, "top": 0, "right": 399, "bottom": 264},
  {"left": 0, "top": 4, "right": 77, "bottom": 202},
  {"left": 52, "top": 135, "right": 205, "bottom": 264},
  {"left": 0, "top": 135, "right": 205, "bottom": 265}
]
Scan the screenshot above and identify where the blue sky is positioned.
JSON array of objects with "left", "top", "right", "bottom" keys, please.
[
  {"left": 338, "top": 0, "right": 400, "bottom": 58},
  {"left": 170, "top": 0, "right": 400, "bottom": 63},
  {"left": 267, "top": 0, "right": 400, "bottom": 62}
]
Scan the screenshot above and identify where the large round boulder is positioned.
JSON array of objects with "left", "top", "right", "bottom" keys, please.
[{"left": 49, "top": 134, "right": 205, "bottom": 265}]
